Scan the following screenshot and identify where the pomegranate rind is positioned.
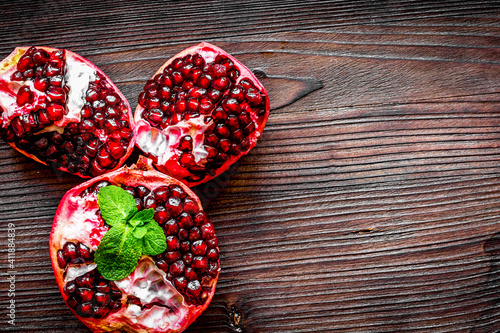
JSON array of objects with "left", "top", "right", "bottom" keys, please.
[
  {"left": 134, "top": 42, "right": 270, "bottom": 187},
  {"left": 49, "top": 158, "right": 219, "bottom": 333},
  {"left": 0, "top": 46, "right": 135, "bottom": 178}
]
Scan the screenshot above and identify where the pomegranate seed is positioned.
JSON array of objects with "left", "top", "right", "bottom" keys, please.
[
  {"left": 32, "top": 49, "right": 50, "bottom": 65},
  {"left": 189, "top": 227, "right": 202, "bottom": 242},
  {"left": 179, "top": 153, "right": 196, "bottom": 167},
  {"left": 207, "top": 88, "right": 222, "bottom": 102},
  {"left": 178, "top": 212, "right": 194, "bottom": 229},
  {"left": 194, "top": 212, "right": 208, "bottom": 226},
  {"left": 57, "top": 250, "right": 67, "bottom": 268},
  {"left": 156, "top": 259, "right": 169, "bottom": 272},
  {"left": 166, "top": 197, "right": 183, "bottom": 217},
  {"left": 77, "top": 303, "right": 93, "bottom": 318},
  {"left": 164, "top": 219, "right": 180, "bottom": 235},
  {"left": 172, "top": 71, "right": 183, "bottom": 85},
  {"left": 34, "top": 77, "right": 49, "bottom": 91},
  {"left": 78, "top": 288, "right": 94, "bottom": 303},
  {"left": 179, "top": 230, "right": 189, "bottom": 242},
  {"left": 230, "top": 86, "right": 245, "bottom": 102},
  {"left": 136, "top": 185, "right": 150, "bottom": 198},
  {"left": 192, "top": 256, "right": 208, "bottom": 273},
  {"left": 207, "top": 261, "right": 220, "bottom": 277},
  {"left": 197, "top": 74, "right": 212, "bottom": 88},
  {"left": 17, "top": 54, "right": 33, "bottom": 71},
  {"left": 200, "top": 222, "right": 215, "bottom": 239},
  {"left": 47, "top": 87, "right": 66, "bottom": 104},
  {"left": 106, "top": 140, "right": 126, "bottom": 160},
  {"left": 184, "top": 267, "right": 198, "bottom": 281},
  {"left": 105, "top": 92, "right": 121, "bottom": 106},
  {"left": 16, "top": 86, "right": 34, "bottom": 105},
  {"left": 145, "top": 96, "right": 160, "bottom": 109},
  {"left": 213, "top": 107, "right": 227, "bottom": 122},
  {"left": 231, "top": 129, "right": 245, "bottom": 143},
  {"left": 207, "top": 248, "right": 219, "bottom": 261},
  {"left": 148, "top": 108, "right": 163, "bottom": 125},
  {"left": 67, "top": 297, "right": 78, "bottom": 309},
  {"left": 218, "top": 139, "right": 231, "bottom": 153},
  {"left": 144, "top": 197, "right": 157, "bottom": 210},
  {"left": 169, "top": 185, "right": 186, "bottom": 199},
  {"left": 169, "top": 260, "right": 185, "bottom": 276},
  {"left": 62, "top": 242, "right": 77, "bottom": 260},
  {"left": 222, "top": 97, "right": 240, "bottom": 113},
  {"left": 226, "top": 114, "right": 239, "bottom": 130},
  {"left": 157, "top": 86, "right": 171, "bottom": 100},
  {"left": 50, "top": 75, "right": 64, "bottom": 87},
  {"left": 76, "top": 273, "right": 94, "bottom": 289},
  {"left": 10, "top": 71, "right": 24, "bottom": 81},
  {"left": 207, "top": 237, "right": 218, "bottom": 249},
  {"left": 154, "top": 206, "right": 170, "bottom": 225},
  {"left": 230, "top": 143, "right": 242, "bottom": 155},
  {"left": 215, "top": 124, "right": 230, "bottom": 138},
  {"left": 173, "top": 276, "right": 188, "bottom": 292},
  {"left": 64, "top": 280, "right": 76, "bottom": 296},
  {"left": 183, "top": 252, "right": 194, "bottom": 265},
  {"left": 92, "top": 306, "right": 110, "bottom": 319},
  {"left": 191, "top": 240, "right": 207, "bottom": 255},
  {"left": 243, "top": 122, "right": 256, "bottom": 135},
  {"left": 94, "top": 292, "right": 111, "bottom": 306},
  {"left": 183, "top": 198, "right": 199, "bottom": 214},
  {"left": 166, "top": 236, "right": 181, "bottom": 251},
  {"left": 212, "top": 76, "right": 230, "bottom": 90},
  {"left": 77, "top": 243, "right": 93, "bottom": 261},
  {"left": 97, "top": 149, "right": 114, "bottom": 168},
  {"left": 186, "top": 280, "right": 202, "bottom": 298},
  {"left": 177, "top": 135, "right": 193, "bottom": 152}
]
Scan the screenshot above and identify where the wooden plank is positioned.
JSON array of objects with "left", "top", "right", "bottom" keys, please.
[{"left": 0, "top": 2, "right": 499, "bottom": 332}]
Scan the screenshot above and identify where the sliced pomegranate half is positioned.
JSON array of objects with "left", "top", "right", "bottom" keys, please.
[
  {"left": 134, "top": 42, "right": 270, "bottom": 186},
  {"left": 0, "top": 46, "right": 135, "bottom": 177},
  {"left": 49, "top": 158, "right": 220, "bottom": 332}
]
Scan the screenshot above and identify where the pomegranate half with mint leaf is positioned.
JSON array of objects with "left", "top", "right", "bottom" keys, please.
[
  {"left": 134, "top": 42, "right": 270, "bottom": 186},
  {"left": 0, "top": 46, "right": 135, "bottom": 177},
  {"left": 49, "top": 158, "right": 220, "bottom": 332}
]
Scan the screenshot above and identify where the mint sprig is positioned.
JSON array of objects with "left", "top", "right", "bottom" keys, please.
[{"left": 94, "top": 185, "right": 167, "bottom": 281}]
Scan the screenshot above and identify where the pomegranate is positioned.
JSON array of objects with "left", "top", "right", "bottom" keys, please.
[
  {"left": 49, "top": 158, "right": 220, "bottom": 332},
  {"left": 134, "top": 42, "right": 270, "bottom": 186},
  {"left": 0, "top": 46, "right": 135, "bottom": 177}
]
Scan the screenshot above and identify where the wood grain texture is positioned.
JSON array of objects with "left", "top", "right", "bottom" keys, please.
[{"left": 0, "top": 1, "right": 499, "bottom": 332}]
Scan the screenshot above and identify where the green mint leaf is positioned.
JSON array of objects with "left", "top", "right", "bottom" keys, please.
[
  {"left": 133, "top": 226, "right": 148, "bottom": 239},
  {"left": 94, "top": 223, "right": 142, "bottom": 281},
  {"left": 129, "top": 208, "right": 155, "bottom": 227},
  {"left": 142, "top": 220, "right": 167, "bottom": 256},
  {"left": 98, "top": 185, "right": 138, "bottom": 227}
]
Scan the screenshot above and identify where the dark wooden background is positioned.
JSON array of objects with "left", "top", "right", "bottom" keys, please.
[{"left": 0, "top": 1, "right": 499, "bottom": 332}]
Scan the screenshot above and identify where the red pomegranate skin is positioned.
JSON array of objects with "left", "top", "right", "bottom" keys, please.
[
  {"left": 134, "top": 42, "right": 270, "bottom": 187},
  {"left": 0, "top": 46, "right": 135, "bottom": 178},
  {"left": 49, "top": 158, "right": 220, "bottom": 333}
]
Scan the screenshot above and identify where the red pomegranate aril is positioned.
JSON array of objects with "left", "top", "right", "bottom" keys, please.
[
  {"left": 16, "top": 86, "right": 34, "bottom": 106},
  {"left": 200, "top": 222, "right": 215, "bottom": 239},
  {"left": 215, "top": 123, "right": 230, "bottom": 138},
  {"left": 206, "top": 248, "right": 219, "bottom": 261},
  {"left": 191, "top": 240, "right": 207, "bottom": 256},
  {"left": 164, "top": 219, "right": 180, "bottom": 235},
  {"left": 165, "top": 251, "right": 182, "bottom": 263},
  {"left": 135, "top": 185, "right": 150, "bottom": 198},
  {"left": 173, "top": 276, "right": 188, "bottom": 293},
  {"left": 179, "top": 152, "right": 196, "bottom": 167},
  {"left": 178, "top": 135, "right": 193, "bottom": 151},
  {"left": 57, "top": 250, "right": 67, "bottom": 268},
  {"left": 179, "top": 230, "right": 189, "bottom": 242},
  {"left": 184, "top": 267, "right": 198, "bottom": 281},
  {"left": 63, "top": 242, "right": 77, "bottom": 260},
  {"left": 166, "top": 235, "right": 181, "bottom": 251},
  {"left": 189, "top": 227, "right": 202, "bottom": 242},
  {"left": 77, "top": 243, "right": 93, "bottom": 261},
  {"left": 94, "top": 293, "right": 111, "bottom": 306},
  {"left": 47, "top": 87, "right": 66, "bottom": 104},
  {"left": 192, "top": 256, "right": 208, "bottom": 273},
  {"left": 170, "top": 260, "right": 186, "bottom": 276},
  {"left": 178, "top": 212, "right": 194, "bottom": 229},
  {"left": 183, "top": 252, "right": 194, "bottom": 265},
  {"left": 77, "top": 303, "right": 93, "bottom": 318},
  {"left": 186, "top": 280, "right": 202, "bottom": 299},
  {"left": 79, "top": 288, "right": 95, "bottom": 303},
  {"left": 92, "top": 306, "right": 110, "bottom": 319},
  {"left": 183, "top": 198, "right": 199, "bottom": 214},
  {"left": 64, "top": 280, "right": 77, "bottom": 296},
  {"left": 154, "top": 207, "right": 170, "bottom": 225},
  {"left": 34, "top": 77, "right": 50, "bottom": 91},
  {"left": 194, "top": 211, "right": 208, "bottom": 226}
]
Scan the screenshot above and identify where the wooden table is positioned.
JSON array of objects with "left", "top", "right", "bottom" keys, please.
[{"left": 1, "top": 1, "right": 499, "bottom": 332}]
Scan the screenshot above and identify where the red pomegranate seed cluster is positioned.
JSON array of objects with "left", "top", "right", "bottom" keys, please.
[
  {"left": 56, "top": 241, "right": 94, "bottom": 268},
  {"left": 138, "top": 52, "right": 267, "bottom": 183},
  {"left": 0, "top": 46, "right": 133, "bottom": 177},
  {"left": 64, "top": 267, "right": 122, "bottom": 319},
  {"left": 122, "top": 183, "right": 220, "bottom": 305}
]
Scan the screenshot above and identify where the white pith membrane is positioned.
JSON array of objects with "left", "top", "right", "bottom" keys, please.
[
  {"left": 0, "top": 48, "right": 94, "bottom": 130},
  {"left": 62, "top": 258, "right": 189, "bottom": 332},
  {"left": 135, "top": 115, "right": 210, "bottom": 166}
]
